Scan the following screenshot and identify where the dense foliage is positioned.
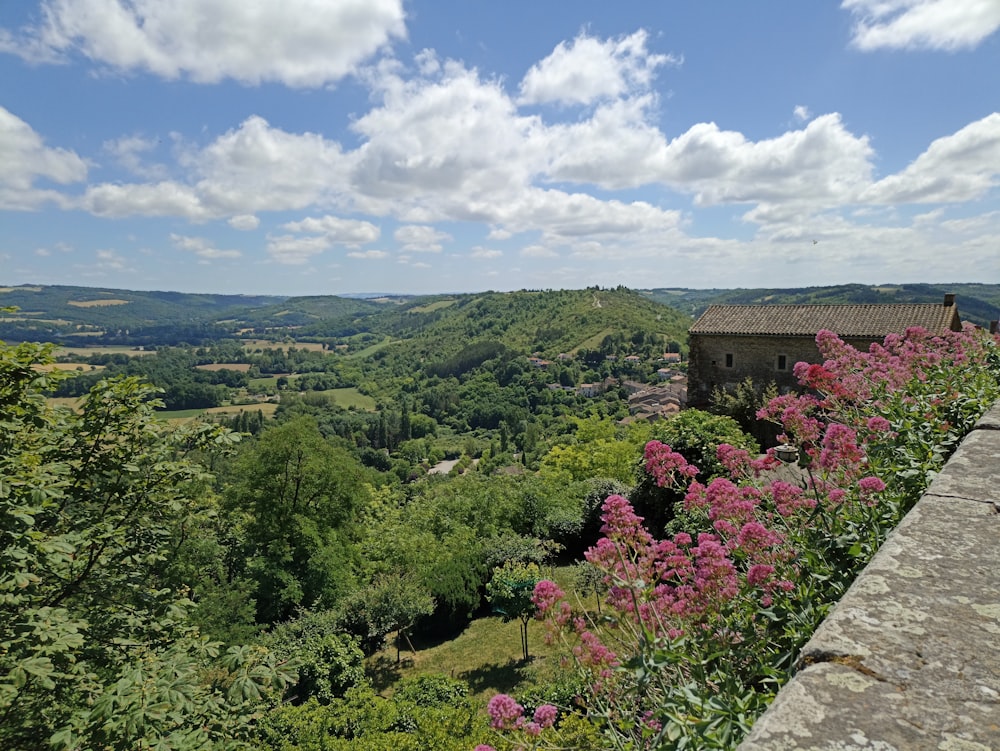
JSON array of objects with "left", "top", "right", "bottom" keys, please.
[{"left": 0, "top": 341, "right": 294, "bottom": 750}]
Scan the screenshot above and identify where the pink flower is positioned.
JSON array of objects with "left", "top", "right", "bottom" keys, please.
[
  {"left": 644, "top": 440, "right": 699, "bottom": 487},
  {"left": 858, "top": 475, "right": 886, "bottom": 504},
  {"left": 866, "top": 416, "right": 891, "bottom": 433},
  {"left": 487, "top": 694, "right": 524, "bottom": 730},
  {"left": 746, "top": 563, "right": 775, "bottom": 587},
  {"left": 532, "top": 579, "right": 565, "bottom": 615},
  {"left": 533, "top": 703, "right": 558, "bottom": 728}
]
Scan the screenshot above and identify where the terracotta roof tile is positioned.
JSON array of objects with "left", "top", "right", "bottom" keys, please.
[{"left": 690, "top": 302, "right": 960, "bottom": 337}]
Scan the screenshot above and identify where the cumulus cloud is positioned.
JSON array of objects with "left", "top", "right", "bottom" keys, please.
[
  {"left": 350, "top": 57, "right": 545, "bottom": 218},
  {"left": 793, "top": 105, "right": 811, "bottom": 122},
  {"left": 195, "top": 116, "right": 353, "bottom": 215},
  {"left": 658, "top": 114, "right": 874, "bottom": 206},
  {"left": 519, "top": 29, "right": 678, "bottom": 106},
  {"left": 266, "top": 234, "right": 332, "bottom": 265},
  {"left": 170, "top": 233, "right": 242, "bottom": 260},
  {"left": 79, "top": 181, "right": 211, "bottom": 219},
  {"left": 394, "top": 224, "right": 451, "bottom": 252},
  {"left": 228, "top": 214, "right": 260, "bottom": 231},
  {"left": 843, "top": 0, "right": 1000, "bottom": 51},
  {"left": 863, "top": 113, "right": 1000, "bottom": 203},
  {"left": 346, "top": 249, "right": 388, "bottom": 259},
  {"left": 0, "top": 0, "right": 407, "bottom": 87},
  {"left": 283, "top": 215, "right": 381, "bottom": 245},
  {"left": 470, "top": 247, "right": 502, "bottom": 259},
  {"left": 0, "top": 106, "right": 87, "bottom": 208}
]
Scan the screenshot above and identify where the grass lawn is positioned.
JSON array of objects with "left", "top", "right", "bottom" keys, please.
[{"left": 367, "top": 565, "right": 599, "bottom": 701}]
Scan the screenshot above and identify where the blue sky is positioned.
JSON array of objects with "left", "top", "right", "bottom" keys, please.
[{"left": 2, "top": 0, "right": 999, "bottom": 296}]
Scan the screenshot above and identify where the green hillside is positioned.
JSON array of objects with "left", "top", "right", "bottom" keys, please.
[{"left": 351, "top": 287, "right": 694, "bottom": 361}]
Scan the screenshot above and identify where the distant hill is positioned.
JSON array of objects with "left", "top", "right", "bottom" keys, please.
[
  {"left": 4, "top": 282, "right": 997, "bottom": 348},
  {"left": 640, "top": 283, "right": 1000, "bottom": 329},
  {"left": 0, "top": 285, "right": 384, "bottom": 344},
  {"left": 350, "top": 287, "right": 694, "bottom": 361}
]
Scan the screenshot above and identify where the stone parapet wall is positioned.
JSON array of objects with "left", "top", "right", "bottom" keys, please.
[{"left": 739, "top": 402, "right": 1000, "bottom": 751}]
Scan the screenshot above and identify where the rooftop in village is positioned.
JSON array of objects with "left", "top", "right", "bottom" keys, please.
[{"left": 689, "top": 294, "right": 961, "bottom": 338}]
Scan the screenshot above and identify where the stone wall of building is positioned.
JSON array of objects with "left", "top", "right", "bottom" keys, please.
[{"left": 687, "top": 334, "right": 885, "bottom": 407}]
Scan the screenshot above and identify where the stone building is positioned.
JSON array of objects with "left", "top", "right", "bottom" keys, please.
[{"left": 686, "top": 294, "right": 962, "bottom": 407}]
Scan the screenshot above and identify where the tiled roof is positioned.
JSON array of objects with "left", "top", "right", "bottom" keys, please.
[{"left": 690, "top": 302, "right": 961, "bottom": 337}]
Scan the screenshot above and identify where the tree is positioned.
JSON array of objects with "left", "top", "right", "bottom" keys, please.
[
  {"left": 486, "top": 561, "right": 543, "bottom": 662},
  {"left": 337, "top": 576, "right": 436, "bottom": 662},
  {"left": 224, "top": 416, "right": 369, "bottom": 624},
  {"left": 0, "top": 340, "right": 293, "bottom": 750}
]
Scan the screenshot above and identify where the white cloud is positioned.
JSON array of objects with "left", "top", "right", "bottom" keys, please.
[
  {"left": 470, "top": 247, "right": 502, "bottom": 259},
  {"left": 0, "top": 0, "right": 407, "bottom": 87},
  {"left": 863, "top": 113, "right": 1000, "bottom": 203},
  {"left": 940, "top": 210, "right": 1000, "bottom": 234},
  {"left": 266, "top": 234, "right": 332, "bottom": 265},
  {"left": 228, "top": 214, "right": 260, "bottom": 231},
  {"left": 283, "top": 215, "right": 380, "bottom": 244},
  {"left": 0, "top": 106, "right": 87, "bottom": 209},
  {"left": 843, "top": 0, "right": 1000, "bottom": 51},
  {"left": 793, "top": 105, "right": 811, "bottom": 122},
  {"left": 519, "top": 30, "right": 678, "bottom": 106},
  {"left": 394, "top": 224, "right": 451, "bottom": 252},
  {"left": 94, "top": 248, "right": 128, "bottom": 270},
  {"left": 79, "top": 181, "right": 211, "bottom": 219},
  {"left": 103, "top": 134, "right": 167, "bottom": 179},
  {"left": 170, "top": 233, "right": 242, "bottom": 259},
  {"left": 350, "top": 58, "right": 545, "bottom": 219},
  {"left": 346, "top": 250, "right": 388, "bottom": 259},
  {"left": 195, "top": 116, "right": 353, "bottom": 214},
  {"left": 34, "top": 247, "right": 51, "bottom": 257}
]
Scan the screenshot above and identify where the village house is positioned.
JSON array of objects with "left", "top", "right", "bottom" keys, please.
[{"left": 686, "top": 294, "right": 962, "bottom": 407}]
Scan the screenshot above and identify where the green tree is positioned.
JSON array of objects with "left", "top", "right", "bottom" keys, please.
[
  {"left": 486, "top": 561, "right": 543, "bottom": 662},
  {"left": 0, "top": 340, "right": 294, "bottom": 750},
  {"left": 337, "top": 576, "right": 435, "bottom": 661},
  {"left": 224, "top": 416, "right": 369, "bottom": 624}
]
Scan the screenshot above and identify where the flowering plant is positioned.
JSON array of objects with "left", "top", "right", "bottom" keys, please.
[{"left": 485, "top": 325, "right": 1000, "bottom": 750}]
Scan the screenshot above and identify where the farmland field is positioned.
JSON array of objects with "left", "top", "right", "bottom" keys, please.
[
  {"left": 316, "top": 387, "right": 377, "bottom": 410},
  {"left": 35, "top": 363, "right": 105, "bottom": 372},
  {"left": 195, "top": 363, "right": 252, "bottom": 372},
  {"left": 241, "top": 339, "right": 326, "bottom": 352},
  {"left": 55, "top": 345, "right": 156, "bottom": 357}
]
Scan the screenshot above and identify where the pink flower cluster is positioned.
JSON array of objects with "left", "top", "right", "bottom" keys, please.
[
  {"left": 644, "top": 440, "right": 699, "bottom": 487},
  {"left": 483, "top": 694, "right": 559, "bottom": 742}
]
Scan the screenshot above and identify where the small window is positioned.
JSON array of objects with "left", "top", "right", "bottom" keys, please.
[
  {"left": 724, "top": 353, "right": 734, "bottom": 368},
  {"left": 777, "top": 354, "right": 788, "bottom": 371}
]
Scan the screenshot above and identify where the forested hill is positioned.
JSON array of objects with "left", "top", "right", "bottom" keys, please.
[
  {"left": 300, "top": 287, "right": 694, "bottom": 359},
  {"left": 4, "top": 282, "right": 998, "bottom": 347},
  {"left": 641, "top": 283, "right": 1000, "bottom": 329},
  {"left": 0, "top": 284, "right": 388, "bottom": 344}
]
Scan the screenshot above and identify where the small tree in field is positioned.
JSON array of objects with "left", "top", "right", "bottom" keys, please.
[{"left": 486, "top": 561, "right": 542, "bottom": 662}]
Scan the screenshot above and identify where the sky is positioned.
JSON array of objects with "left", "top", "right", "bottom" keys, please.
[{"left": 1, "top": 0, "right": 1000, "bottom": 297}]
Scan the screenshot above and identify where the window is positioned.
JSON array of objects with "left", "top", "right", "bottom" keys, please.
[
  {"left": 777, "top": 354, "right": 787, "bottom": 371},
  {"left": 724, "top": 353, "right": 733, "bottom": 368}
]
